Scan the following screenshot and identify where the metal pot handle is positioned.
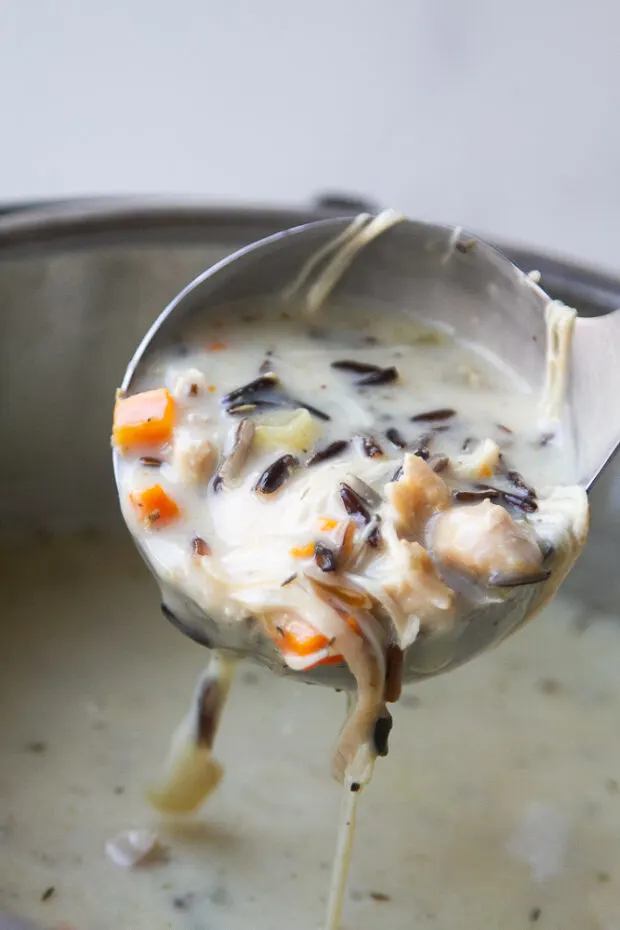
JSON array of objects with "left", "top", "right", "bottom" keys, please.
[{"left": 312, "top": 192, "right": 379, "bottom": 215}]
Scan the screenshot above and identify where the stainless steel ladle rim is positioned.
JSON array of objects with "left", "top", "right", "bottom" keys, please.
[{"left": 118, "top": 214, "right": 534, "bottom": 395}]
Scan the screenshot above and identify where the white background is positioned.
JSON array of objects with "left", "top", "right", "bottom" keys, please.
[{"left": 2, "top": 0, "right": 619, "bottom": 268}]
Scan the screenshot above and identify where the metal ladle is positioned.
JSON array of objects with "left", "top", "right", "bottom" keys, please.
[{"left": 113, "top": 215, "right": 620, "bottom": 689}]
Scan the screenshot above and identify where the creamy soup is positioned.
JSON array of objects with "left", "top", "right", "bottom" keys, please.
[
  {"left": 2, "top": 535, "right": 620, "bottom": 930},
  {"left": 111, "top": 218, "right": 587, "bottom": 927}
]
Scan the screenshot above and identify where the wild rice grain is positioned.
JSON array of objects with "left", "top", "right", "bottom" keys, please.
[
  {"left": 356, "top": 366, "right": 398, "bottom": 387},
  {"left": 255, "top": 455, "right": 299, "bottom": 495},
  {"left": 373, "top": 712, "right": 393, "bottom": 756},
  {"left": 412, "top": 443, "right": 431, "bottom": 461},
  {"left": 502, "top": 491, "right": 538, "bottom": 513},
  {"left": 384, "top": 645, "right": 404, "bottom": 703},
  {"left": 366, "top": 522, "right": 382, "bottom": 548},
  {"left": 307, "top": 440, "right": 348, "bottom": 466},
  {"left": 192, "top": 537, "right": 211, "bottom": 557},
  {"left": 314, "top": 542, "right": 338, "bottom": 573},
  {"left": 331, "top": 359, "right": 383, "bottom": 374},
  {"left": 430, "top": 455, "right": 449, "bottom": 473},
  {"left": 385, "top": 427, "right": 407, "bottom": 449},
  {"left": 507, "top": 469, "right": 537, "bottom": 499},
  {"left": 221, "top": 373, "right": 279, "bottom": 406},
  {"left": 453, "top": 488, "right": 500, "bottom": 503},
  {"left": 286, "top": 397, "right": 331, "bottom": 421},
  {"left": 411, "top": 408, "right": 456, "bottom": 423},
  {"left": 339, "top": 482, "right": 371, "bottom": 524},
  {"left": 360, "top": 435, "right": 384, "bottom": 458}
]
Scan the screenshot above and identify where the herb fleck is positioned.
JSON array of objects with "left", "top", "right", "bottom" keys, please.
[{"left": 173, "top": 892, "right": 195, "bottom": 910}]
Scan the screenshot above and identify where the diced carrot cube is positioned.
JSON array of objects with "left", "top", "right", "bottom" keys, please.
[
  {"left": 289, "top": 542, "right": 316, "bottom": 559},
  {"left": 275, "top": 612, "right": 360, "bottom": 669},
  {"left": 130, "top": 484, "right": 180, "bottom": 527},
  {"left": 113, "top": 388, "right": 175, "bottom": 449},
  {"left": 280, "top": 616, "right": 329, "bottom": 657}
]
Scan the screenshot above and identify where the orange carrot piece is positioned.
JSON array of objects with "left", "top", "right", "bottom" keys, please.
[
  {"left": 289, "top": 542, "right": 316, "bottom": 559},
  {"left": 300, "top": 652, "right": 344, "bottom": 671},
  {"left": 331, "top": 605, "right": 361, "bottom": 637},
  {"left": 339, "top": 520, "right": 357, "bottom": 562},
  {"left": 113, "top": 388, "right": 175, "bottom": 449},
  {"left": 276, "top": 612, "right": 360, "bottom": 669},
  {"left": 279, "top": 616, "right": 330, "bottom": 657},
  {"left": 207, "top": 340, "right": 227, "bottom": 352},
  {"left": 130, "top": 484, "right": 180, "bottom": 527},
  {"left": 318, "top": 517, "right": 339, "bottom": 532}
]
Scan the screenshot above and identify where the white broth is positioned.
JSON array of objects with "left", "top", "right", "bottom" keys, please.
[{"left": 1, "top": 534, "right": 618, "bottom": 930}]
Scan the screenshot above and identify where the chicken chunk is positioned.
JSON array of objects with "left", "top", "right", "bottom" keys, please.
[
  {"left": 385, "top": 453, "right": 451, "bottom": 537},
  {"left": 171, "top": 367, "right": 209, "bottom": 400},
  {"left": 383, "top": 540, "right": 455, "bottom": 639},
  {"left": 452, "top": 438, "right": 501, "bottom": 481},
  {"left": 429, "top": 500, "right": 543, "bottom": 583},
  {"left": 172, "top": 431, "right": 217, "bottom": 485}
]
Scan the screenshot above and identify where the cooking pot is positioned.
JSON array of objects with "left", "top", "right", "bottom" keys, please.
[{"left": 2, "top": 198, "right": 619, "bottom": 930}]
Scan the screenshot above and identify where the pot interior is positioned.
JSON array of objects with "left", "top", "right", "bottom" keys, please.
[{"left": 1, "top": 204, "right": 619, "bottom": 930}]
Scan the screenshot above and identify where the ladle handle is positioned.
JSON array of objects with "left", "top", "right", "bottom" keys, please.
[{"left": 571, "top": 308, "right": 620, "bottom": 487}]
